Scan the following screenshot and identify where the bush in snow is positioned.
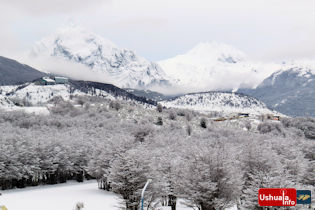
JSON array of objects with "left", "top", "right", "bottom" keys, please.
[
  {"left": 176, "top": 109, "right": 186, "bottom": 116},
  {"left": 48, "top": 96, "right": 64, "bottom": 105},
  {"left": 134, "top": 125, "right": 153, "bottom": 142},
  {"left": 244, "top": 120, "right": 252, "bottom": 131},
  {"left": 257, "top": 122, "right": 285, "bottom": 136},
  {"left": 281, "top": 117, "right": 315, "bottom": 140},
  {"left": 74, "top": 202, "right": 84, "bottom": 210},
  {"left": 49, "top": 100, "right": 82, "bottom": 117},
  {"left": 156, "top": 103, "right": 163, "bottom": 113},
  {"left": 168, "top": 110, "right": 176, "bottom": 120},
  {"left": 109, "top": 100, "right": 121, "bottom": 111},
  {"left": 281, "top": 117, "right": 294, "bottom": 128},
  {"left": 156, "top": 117, "right": 163, "bottom": 126},
  {"left": 76, "top": 96, "right": 86, "bottom": 106},
  {"left": 176, "top": 109, "right": 194, "bottom": 121},
  {"left": 186, "top": 124, "right": 192, "bottom": 136},
  {"left": 96, "top": 105, "right": 108, "bottom": 113},
  {"left": 185, "top": 111, "right": 193, "bottom": 121},
  {"left": 200, "top": 117, "right": 207, "bottom": 128}
]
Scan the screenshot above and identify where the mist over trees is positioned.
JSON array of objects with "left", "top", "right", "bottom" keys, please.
[{"left": 0, "top": 97, "right": 314, "bottom": 210}]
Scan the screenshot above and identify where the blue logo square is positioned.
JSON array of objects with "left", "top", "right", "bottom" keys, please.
[{"left": 297, "top": 190, "right": 311, "bottom": 204}]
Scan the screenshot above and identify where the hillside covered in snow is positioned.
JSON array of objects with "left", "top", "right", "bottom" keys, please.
[
  {"left": 161, "top": 91, "right": 275, "bottom": 115},
  {"left": 0, "top": 80, "right": 156, "bottom": 109}
]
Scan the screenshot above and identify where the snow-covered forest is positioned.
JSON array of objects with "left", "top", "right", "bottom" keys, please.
[{"left": 0, "top": 96, "right": 314, "bottom": 210}]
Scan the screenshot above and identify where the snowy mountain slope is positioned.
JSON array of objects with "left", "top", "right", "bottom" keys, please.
[
  {"left": 239, "top": 60, "right": 315, "bottom": 117},
  {"left": 159, "top": 42, "right": 279, "bottom": 92},
  {"left": 0, "top": 80, "right": 157, "bottom": 107},
  {"left": 69, "top": 80, "right": 157, "bottom": 105},
  {"left": 30, "top": 25, "right": 169, "bottom": 89},
  {"left": 0, "top": 56, "right": 47, "bottom": 85},
  {"left": 161, "top": 91, "right": 275, "bottom": 115},
  {"left": 1, "top": 83, "right": 88, "bottom": 105}
]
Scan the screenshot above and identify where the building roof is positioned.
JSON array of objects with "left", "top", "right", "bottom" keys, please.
[
  {"left": 42, "top": 77, "right": 55, "bottom": 83},
  {"left": 54, "top": 76, "right": 68, "bottom": 80}
]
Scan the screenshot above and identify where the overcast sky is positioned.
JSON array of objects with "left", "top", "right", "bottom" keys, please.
[{"left": 1, "top": 0, "right": 315, "bottom": 62}]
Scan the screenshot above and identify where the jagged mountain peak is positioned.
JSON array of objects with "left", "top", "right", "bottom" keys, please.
[
  {"left": 30, "top": 25, "right": 169, "bottom": 89},
  {"left": 31, "top": 25, "right": 117, "bottom": 58}
]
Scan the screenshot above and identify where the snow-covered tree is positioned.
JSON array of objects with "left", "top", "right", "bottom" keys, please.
[
  {"left": 178, "top": 140, "right": 242, "bottom": 210},
  {"left": 108, "top": 149, "right": 149, "bottom": 210}
]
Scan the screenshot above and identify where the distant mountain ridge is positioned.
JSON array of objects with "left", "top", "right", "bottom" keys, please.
[
  {"left": 239, "top": 62, "right": 315, "bottom": 117},
  {"left": 0, "top": 56, "right": 47, "bottom": 85}
]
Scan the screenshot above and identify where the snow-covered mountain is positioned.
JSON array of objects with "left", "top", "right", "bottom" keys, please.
[
  {"left": 159, "top": 42, "right": 279, "bottom": 92},
  {"left": 161, "top": 91, "right": 275, "bottom": 115},
  {"left": 239, "top": 60, "right": 315, "bottom": 117},
  {"left": 30, "top": 26, "right": 169, "bottom": 89}
]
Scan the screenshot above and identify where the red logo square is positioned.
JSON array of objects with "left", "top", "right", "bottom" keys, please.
[{"left": 258, "top": 188, "right": 296, "bottom": 206}]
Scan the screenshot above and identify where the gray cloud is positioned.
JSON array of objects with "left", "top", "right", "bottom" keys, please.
[{"left": 22, "top": 55, "right": 113, "bottom": 84}]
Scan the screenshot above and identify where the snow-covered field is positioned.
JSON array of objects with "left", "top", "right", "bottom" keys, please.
[
  {"left": 0, "top": 181, "right": 120, "bottom": 210},
  {"left": 0, "top": 181, "right": 205, "bottom": 210}
]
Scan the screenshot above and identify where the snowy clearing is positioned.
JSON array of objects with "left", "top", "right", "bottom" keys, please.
[
  {"left": 0, "top": 181, "right": 120, "bottom": 210},
  {"left": 0, "top": 181, "right": 199, "bottom": 210}
]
